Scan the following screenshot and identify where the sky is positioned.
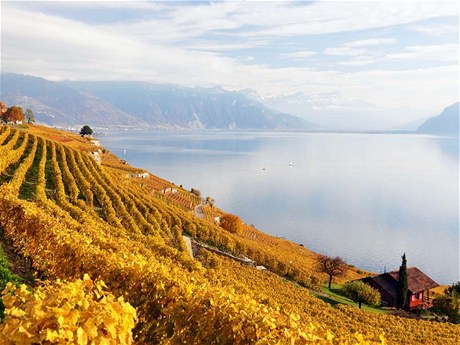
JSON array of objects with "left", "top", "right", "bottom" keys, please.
[{"left": 1, "top": 0, "right": 459, "bottom": 129}]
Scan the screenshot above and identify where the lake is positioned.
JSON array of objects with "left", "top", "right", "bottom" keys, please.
[{"left": 99, "top": 130, "right": 459, "bottom": 284}]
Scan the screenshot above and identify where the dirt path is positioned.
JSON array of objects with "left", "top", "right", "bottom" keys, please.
[
  {"left": 182, "top": 235, "right": 194, "bottom": 259},
  {"left": 194, "top": 201, "right": 205, "bottom": 219}
]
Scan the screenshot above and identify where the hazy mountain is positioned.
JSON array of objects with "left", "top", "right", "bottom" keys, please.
[
  {"left": 392, "top": 117, "right": 427, "bottom": 131},
  {"left": 64, "top": 81, "right": 315, "bottom": 130},
  {"left": 0, "top": 73, "right": 316, "bottom": 130},
  {"left": 0, "top": 73, "right": 142, "bottom": 128},
  {"left": 242, "top": 89, "right": 386, "bottom": 130},
  {"left": 243, "top": 89, "right": 439, "bottom": 131},
  {"left": 417, "top": 102, "right": 459, "bottom": 136}
]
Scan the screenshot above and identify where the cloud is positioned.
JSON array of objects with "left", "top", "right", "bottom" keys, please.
[
  {"left": 345, "top": 38, "right": 397, "bottom": 47},
  {"left": 338, "top": 57, "right": 378, "bottom": 67},
  {"left": 323, "top": 39, "right": 396, "bottom": 66},
  {"left": 387, "top": 44, "right": 459, "bottom": 62},
  {"left": 410, "top": 24, "right": 458, "bottom": 36},
  {"left": 232, "top": 1, "right": 456, "bottom": 38},
  {"left": 324, "top": 47, "right": 367, "bottom": 57},
  {"left": 280, "top": 51, "right": 317, "bottom": 60}
]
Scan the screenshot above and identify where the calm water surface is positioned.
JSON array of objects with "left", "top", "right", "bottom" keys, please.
[{"left": 99, "top": 130, "right": 459, "bottom": 284}]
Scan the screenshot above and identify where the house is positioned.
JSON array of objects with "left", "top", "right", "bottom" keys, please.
[
  {"left": 90, "top": 139, "right": 101, "bottom": 146},
  {"left": 360, "top": 267, "right": 438, "bottom": 310},
  {"left": 90, "top": 151, "right": 101, "bottom": 165},
  {"left": 5, "top": 120, "right": 22, "bottom": 125},
  {"left": 127, "top": 172, "right": 150, "bottom": 179},
  {"left": 161, "top": 186, "right": 178, "bottom": 194}
]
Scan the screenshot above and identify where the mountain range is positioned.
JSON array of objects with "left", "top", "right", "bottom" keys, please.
[
  {"left": 417, "top": 102, "right": 459, "bottom": 136},
  {"left": 0, "top": 73, "right": 318, "bottom": 130},
  {"left": 1, "top": 73, "right": 457, "bottom": 134}
]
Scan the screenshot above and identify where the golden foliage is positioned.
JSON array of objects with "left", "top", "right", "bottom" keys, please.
[
  {"left": 1, "top": 106, "right": 24, "bottom": 123},
  {"left": 0, "top": 275, "right": 136, "bottom": 345},
  {"left": 220, "top": 213, "right": 244, "bottom": 234}
]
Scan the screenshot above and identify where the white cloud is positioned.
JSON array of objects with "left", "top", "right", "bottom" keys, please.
[
  {"left": 338, "top": 57, "right": 378, "bottom": 67},
  {"left": 387, "top": 44, "right": 459, "bottom": 62},
  {"left": 280, "top": 51, "right": 317, "bottom": 60},
  {"left": 345, "top": 38, "right": 397, "bottom": 47},
  {"left": 232, "top": 1, "right": 456, "bottom": 38},
  {"left": 411, "top": 24, "right": 458, "bottom": 36},
  {"left": 324, "top": 47, "right": 367, "bottom": 57}
]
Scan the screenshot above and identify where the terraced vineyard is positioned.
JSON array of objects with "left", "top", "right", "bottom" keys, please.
[
  {"left": 0, "top": 124, "right": 458, "bottom": 344},
  {"left": 240, "top": 224, "right": 280, "bottom": 248},
  {"left": 131, "top": 174, "right": 202, "bottom": 211},
  {"left": 202, "top": 204, "right": 225, "bottom": 222}
]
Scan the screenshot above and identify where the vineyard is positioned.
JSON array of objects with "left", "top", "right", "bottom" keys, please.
[
  {"left": 202, "top": 204, "right": 225, "bottom": 222},
  {"left": 0, "top": 124, "right": 458, "bottom": 344},
  {"left": 128, "top": 173, "right": 202, "bottom": 211}
]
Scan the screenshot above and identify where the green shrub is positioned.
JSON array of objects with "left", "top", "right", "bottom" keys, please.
[
  {"left": 433, "top": 294, "right": 460, "bottom": 324},
  {"left": 342, "top": 281, "right": 381, "bottom": 308}
]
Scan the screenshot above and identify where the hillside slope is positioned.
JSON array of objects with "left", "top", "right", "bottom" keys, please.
[
  {"left": 417, "top": 102, "right": 459, "bottom": 136},
  {"left": 0, "top": 124, "right": 458, "bottom": 344}
]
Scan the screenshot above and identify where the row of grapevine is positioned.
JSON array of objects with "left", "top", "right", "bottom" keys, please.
[
  {"left": 0, "top": 132, "right": 30, "bottom": 174},
  {"left": 239, "top": 225, "right": 279, "bottom": 247},
  {"left": 34, "top": 137, "right": 47, "bottom": 202},
  {"left": 0, "top": 125, "right": 11, "bottom": 143},
  {"left": 201, "top": 204, "right": 224, "bottom": 222},
  {"left": 131, "top": 173, "right": 201, "bottom": 211},
  {"left": 0, "top": 127, "right": 18, "bottom": 150},
  {"left": 83, "top": 156, "right": 162, "bottom": 239},
  {"left": 0, "top": 134, "right": 38, "bottom": 196}
]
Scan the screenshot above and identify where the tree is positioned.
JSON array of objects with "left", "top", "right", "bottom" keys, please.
[
  {"left": 25, "top": 108, "right": 35, "bottom": 124},
  {"left": 317, "top": 255, "right": 346, "bottom": 289},
  {"left": 80, "top": 125, "right": 93, "bottom": 136},
  {"left": 205, "top": 196, "right": 215, "bottom": 207},
  {"left": 219, "top": 213, "right": 243, "bottom": 235},
  {"left": 1, "top": 106, "right": 24, "bottom": 123},
  {"left": 342, "top": 281, "right": 381, "bottom": 308},
  {"left": 433, "top": 294, "right": 460, "bottom": 324},
  {"left": 396, "top": 253, "right": 408, "bottom": 310},
  {"left": 445, "top": 282, "right": 460, "bottom": 297},
  {"left": 191, "top": 188, "right": 201, "bottom": 197}
]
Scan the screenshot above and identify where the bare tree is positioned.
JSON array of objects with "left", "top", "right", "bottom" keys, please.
[
  {"left": 317, "top": 255, "right": 346, "bottom": 289},
  {"left": 25, "top": 108, "right": 35, "bottom": 124}
]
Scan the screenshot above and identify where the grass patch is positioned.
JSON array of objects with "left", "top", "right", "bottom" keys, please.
[
  {"left": 0, "top": 245, "right": 22, "bottom": 319},
  {"left": 311, "top": 283, "right": 390, "bottom": 314}
]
